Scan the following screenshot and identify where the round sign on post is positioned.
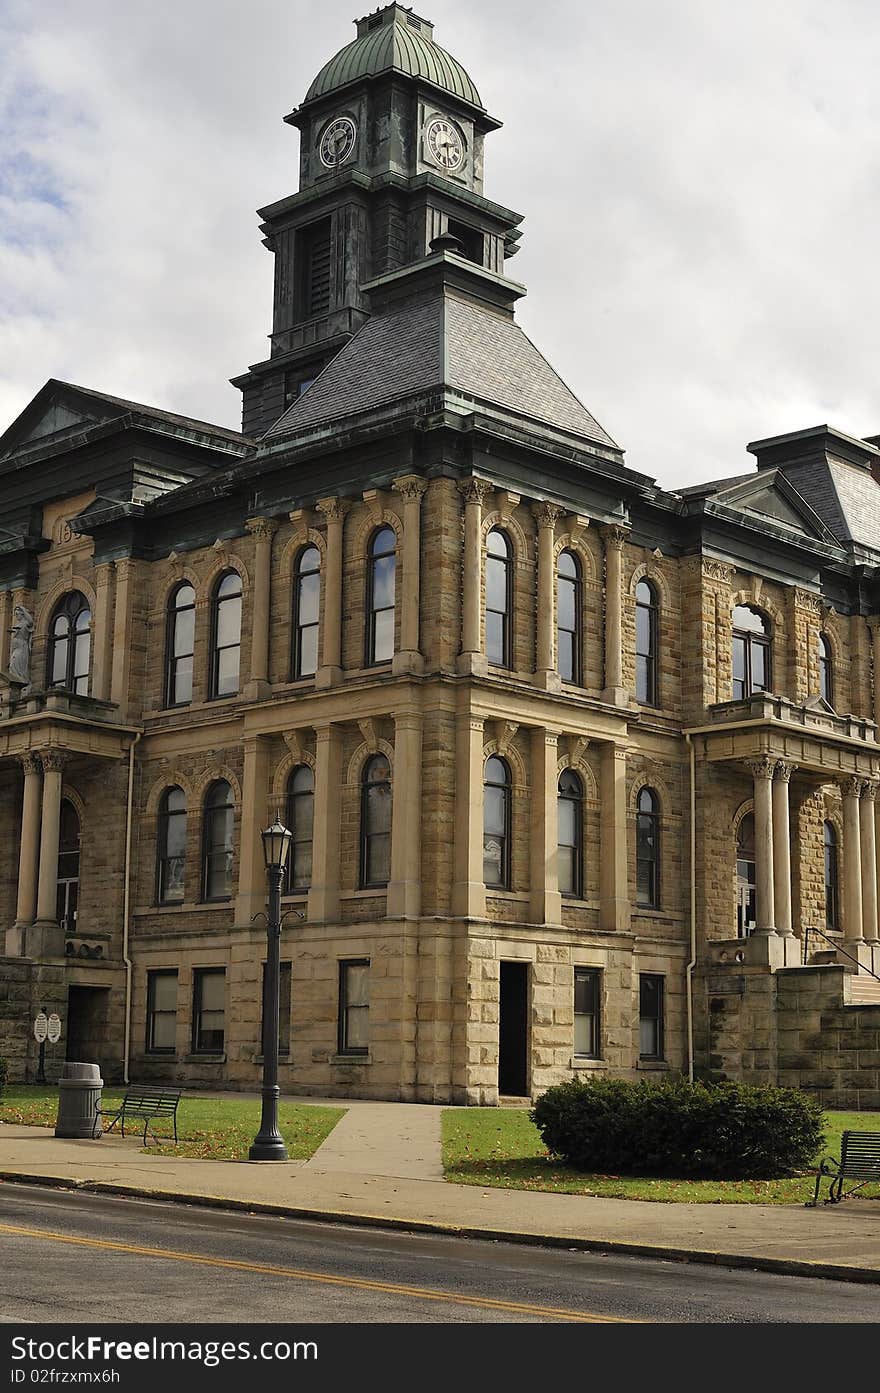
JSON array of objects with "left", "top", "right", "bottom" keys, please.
[
  {"left": 47, "top": 1014, "right": 61, "bottom": 1044},
  {"left": 33, "top": 1012, "right": 48, "bottom": 1044}
]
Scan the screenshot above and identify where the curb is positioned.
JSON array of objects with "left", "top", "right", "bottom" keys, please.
[{"left": 3, "top": 1169, "right": 880, "bottom": 1287}]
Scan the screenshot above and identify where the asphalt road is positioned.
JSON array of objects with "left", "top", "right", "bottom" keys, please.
[{"left": 0, "top": 1181, "right": 877, "bottom": 1324}]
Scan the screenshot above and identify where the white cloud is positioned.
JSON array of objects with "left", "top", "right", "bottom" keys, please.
[{"left": 2, "top": 0, "right": 880, "bottom": 486}]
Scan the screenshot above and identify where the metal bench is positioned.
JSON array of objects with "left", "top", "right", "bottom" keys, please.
[
  {"left": 807, "top": 1130, "right": 880, "bottom": 1206},
  {"left": 94, "top": 1086, "right": 183, "bottom": 1146}
]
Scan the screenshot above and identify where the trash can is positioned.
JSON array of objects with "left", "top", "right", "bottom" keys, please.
[{"left": 55, "top": 1061, "right": 103, "bottom": 1139}]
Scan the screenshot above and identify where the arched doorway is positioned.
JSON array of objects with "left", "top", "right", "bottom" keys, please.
[
  {"left": 736, "top": 812, "right": 756, "bottom": 938},
  {"left": 56, "top": 799, "right": 80, "bottom": 935}
]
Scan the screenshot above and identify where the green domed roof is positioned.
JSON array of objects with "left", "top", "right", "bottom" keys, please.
[{"left": 304, "top": 7, "right": 483, "bottom": 110}]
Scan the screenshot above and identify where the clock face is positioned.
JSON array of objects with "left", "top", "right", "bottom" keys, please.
[
  {"left": 319, "top": 115, "right": 357, "bottom": 168},
  {"left": 426, "top": 116, "right": 465, "bottom": 172}
]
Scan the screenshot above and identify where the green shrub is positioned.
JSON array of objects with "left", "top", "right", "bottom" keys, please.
[{"left": 531, "top": 1076, "right": 825, "bottom": 1179}]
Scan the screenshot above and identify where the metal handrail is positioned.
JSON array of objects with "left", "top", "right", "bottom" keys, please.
[{"left": 802, "top": 924, "right": 880, "bottom": 982}]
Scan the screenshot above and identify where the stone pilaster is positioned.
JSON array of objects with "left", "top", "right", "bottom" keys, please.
[
  {"left": 110, "top": 559, "right": 137, "bottom": 712},
  {"left": 307, "top": 723, "right": 343, "bottom": 923},
  {"left": 871, "top": 620, "right": 880, "bottom": 729},
  {"left": 315, "top": 498, "right": 350, "bottom": 688},
  {"left": 30, "top": 750, "right": 67, "bottom": 958},
  {"left": 842, "top": 777, "right": 864, "bottom": 944},
  {"left": 791, "top": 589, "right": 823, "bottom": 704},
  {"left": 599, "top": 741, "right": 629, "bottom": 933},
  {"left": 9, "top": 753, "right": 42, "bottom": 955},
  {"left": 601, "top": 524, "right": 629, "bottom": 705},
  {"left": 245, "top": 517, "right": 278, "bottom": 699},
  {"left": 452, "top": 711, "right": 486, "bottom": 918},
  {"left": 529, "top": 727, "right": 562, "bottom": 925},
  {"left": 860, "top": 782, "right": 878, "bottom": 944},
  {"left": 457, "top": 479, "right": 492, "bottom": 676},
  {"left": 387, "top": 711, "right": 423, "bottom": 918},
  {"left": 234, "top": 735, "right": 271, "bottom": 925},
  {"left": 772, "top": 761, "right": 795, "bottom": 937},
  {"left": 391, "top": 475, "right": 428, "bottom": 675},
  {"left": 90, "top": 562, "right": 115, "bottom": 703},
  {"left": 531, "top": 502, "right": 563, "bottom": 690}
]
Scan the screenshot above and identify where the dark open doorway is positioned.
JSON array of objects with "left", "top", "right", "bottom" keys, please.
[
  {"left": 498, "top": 961, "right": 529, "bottom": 1097},
  {"left": 66, "top": 985, "right": 111, "bottom": 1072}
]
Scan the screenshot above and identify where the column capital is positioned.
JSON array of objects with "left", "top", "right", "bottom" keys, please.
[
  {"left": 391, "top": 474, "right": 428, "bottom": 504},
  {"left": 457, "top": 478, "right": 493, "bottom": 507},
  {"left": 245, "top": 516, "right": 279, "bottom": 542},
  {"left": 746, "top": 755, "right": 776, "bottom": 781},
  {"left": 315, "top": 496, "right": 352, "bottom": 523},
  {"left": 114, "top": 557, "right": 137, "bottom": 581},
  {"left": 530, "top": 500, "right": 564, "bottom": 530},
  {"left": 18, "top": 752, "right": 41, "bottom": 777},
  {"left": 842, "top": 775, "right": 866, "bottom": 799},
  {"left": 861, "top": 780, "right": 879, "bottom": 803},
  {"left": 600, "top": 523, "right": 630, "bottom": 551},
  {"left": 774, "top": 760, "right": 797, "bottom": 783},
  {"left": 93, "top": 561, "right": 115, "bottom": 586},
  {"left": 39, "top": 750, "right": 68, "bottom": 775}
]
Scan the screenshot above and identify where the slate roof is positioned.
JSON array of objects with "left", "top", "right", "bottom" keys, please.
[
  {"left": 264, "top": 288, "right": 620, "bottom": 454},
  {"left": 52, "top": 382, "right": 250, "bottom": 447}
]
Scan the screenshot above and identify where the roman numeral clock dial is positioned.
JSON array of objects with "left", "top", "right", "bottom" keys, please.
[
  {"left": 319, "top": 115, "right": 357, "bottom": 168},
  {"left": 426, "top": 116, "right": 464, "bottom": 172}
]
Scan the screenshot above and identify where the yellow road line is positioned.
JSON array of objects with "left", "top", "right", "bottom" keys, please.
[{"left": 0, "top": 1222, "right": 627, "bottom": 1323}]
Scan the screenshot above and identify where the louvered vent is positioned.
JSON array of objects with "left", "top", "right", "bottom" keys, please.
[{"left": 299, "top": 218, "right": 332, "bottom": 320}]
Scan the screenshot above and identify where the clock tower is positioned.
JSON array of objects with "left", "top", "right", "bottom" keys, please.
[{"left": 232, "top": 4, "right": 524, "bottom": 437}]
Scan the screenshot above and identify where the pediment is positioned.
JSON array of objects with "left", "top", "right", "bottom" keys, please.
[
  {"left": 0, "top": 381, "right": 125, "bottom": 462},
  {"left": 711, "top": 469, "right": 841, "bottom": 545}
]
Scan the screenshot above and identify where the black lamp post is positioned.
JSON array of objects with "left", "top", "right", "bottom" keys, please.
[{"left": 249, "top": 817, "right": 293, "bottom": 1162}]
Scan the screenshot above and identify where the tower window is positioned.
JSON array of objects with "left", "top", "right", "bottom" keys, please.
[{"left": 297, "top": 217, "right": 332, "bottom": 320}]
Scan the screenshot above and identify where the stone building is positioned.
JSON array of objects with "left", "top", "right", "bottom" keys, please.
[{"left": 1, "top": 5, "right": 879, "bottom": 1106}]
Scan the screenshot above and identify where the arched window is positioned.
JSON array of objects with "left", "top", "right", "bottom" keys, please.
[
  {"left": 635, "top": 579, "right": 659, "bottom": 706},
  {"left": 48, "top": 591, "right": 91, "bottom": 695},
  {"left": 483, "top": 755, "right": 511, "bottom": 889},
  {"left": 157, "top": 787, "right": 187, "bottom": 903},
  {"left": 732, "top": 605, "right": 771, "bottom": 700},
  {"left": 824, "top": 820, "right": 840, "bottom": 932},
  {"left": 360, "top": 754, "right": 392, "bottom": 888},
  {"left": 209, "top": 571, "right": 242, "bottom": 699},
  {"left": 292, "top": 545, "right": 321, "bottom": 679},
  {"left": 819, "top": 634, "right": 834, "bottom": 706},
  {"left": 202, "top": 779, "right": 234, "bottom": 900},
  {"left": 165, "top": 583, "right": 195, "bottom": 707},
  {"left": 556, "top": 550, "right": 581, "bottom": 684},
  {"left": 486, "top": 529, "right": 512, "bottom": 668},
  {"left": 56, "top": 799, "right": 80, "bottom": 933},
  {"left": 635, "top": 787, "right": 660, "bottom": 909},
  {"left": 366, "top": 526, "right": 396, "bottom": 665},
  {"left": 557, "top": 769, "right": 583, "bottom": 898},
  {"left": 736, "top": 812, "right": 757, "bottom": 937},
  {"left": 285, "top": 765, "right": 314, "bottom": 892}
]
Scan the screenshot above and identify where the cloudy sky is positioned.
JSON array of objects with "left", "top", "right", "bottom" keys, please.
[{"left": 2, "top": 0, "right": 880, "bottom": 487}]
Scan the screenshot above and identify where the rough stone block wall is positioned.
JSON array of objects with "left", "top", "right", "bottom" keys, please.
[{"left": 776, "top": 967, "right": 880, "bottom": 1110}]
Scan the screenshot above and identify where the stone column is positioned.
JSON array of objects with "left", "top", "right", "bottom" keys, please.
[
  {"left": 308, "top": 723, "right": 343, "bottom": 923},
  {"left": 841, "top": 777, "right": 864, "bottom": 944},
  {"left": 315, "top": 498, "right": 350, "bottom": 689},
  {"left": 110, "top": 559, "right": 137, "bottom": 712},
  {"left": 387, "top": 712, "right": 423, "bottom": 918},
  {"left": 530, "top": 727, "right": 562, "bottom": 925},
  {"left": 860, "top": 782, "right": 878, "bottom": 944},
  {"left": 234, "top": 735, "right": 271, "bottom": 925},
  {"left": 601, "top": 524, "right": 629, "bottom": 705},
  {"left": 8, "top": 753, "right": 42, "bottom": 954},
  {"left": 90, "top": 563, "right": 115, "bottom": 703},
  {"left": 531, "top": 502, "right": 563, "bottom": 690},
  {"left": 747, "top": 756, "right": 776, "bottom": 934},
  {"left": 599, "top": 741, "right": 629, "bottom": 934},
  {"left": 457, "top": 479, "right": 492, "bottom": 676},
  {"left": 872, "top": 621, "right": 880, "bottom": 729},
  {"left": 32, "top": 751, "right": 67, "bottom": 957},
  {"left": 772, "top": 761, "right": 795, "bottom": 937},
  {"left": 245, "top": 517, "right": 278, "bottom": 699},
  {"left": 452, "top": 712, "right": 486, "bottom": 918},
  {"left": 391, "top": 476, "right": 428, "bottom": 675}
]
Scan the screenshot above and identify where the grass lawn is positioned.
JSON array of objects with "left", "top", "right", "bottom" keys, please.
[
  {"left": 442, "top": 1107, "right": 880, "bottom": 1204},
  {"left": 0, "top": 1086, "right": 344, "bottom": 1162}
]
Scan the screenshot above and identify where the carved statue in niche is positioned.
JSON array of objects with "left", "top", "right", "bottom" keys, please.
[{"left": 4, "top": 605, "right": 34, "bottom": 687}]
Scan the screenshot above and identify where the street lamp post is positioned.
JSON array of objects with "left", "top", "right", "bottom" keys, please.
[{"left": 249, "top": 818, "right": 293, "bottom": 1162}]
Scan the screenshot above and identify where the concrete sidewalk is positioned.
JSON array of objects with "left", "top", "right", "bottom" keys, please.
[{"left": 1, "top": 1099, "right": 879, "bottom": 1285}]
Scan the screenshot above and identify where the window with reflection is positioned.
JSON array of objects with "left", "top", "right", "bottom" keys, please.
[
  {"left": 732, "top": 605, "right": 771, "bottom": 700},
  {"left": 824, "top": 820, "right": 839, "bottom": 932},
  {"left": 202, "top": 779, "right": 234, "bottom": 900},
  {"left": 635, "top": 787, "right": 660, "bottom": 909},
  {"left": 819, "top": 634, "right": 834, "bottom": 706},
  {"left": 209, "top": 571, "right": 242, "bottom": 698},
  {"left": 285, "top": 765, "right": 314, "bottom": 892},
  {"left": 736, "top": 812, "right": 757, "bottom": 937},
  {"left": 165, "top": 583, "right": 195, "bottom": 707},
  {"left": 556, "top": 549, "right": 581, "bottom": 684},
  {"left": 366, "top": 527, "right": 396, "bottom": 665},
  {"left": 360, "top": 754, "right": 392, "bottom": 888},
  {"left": 635, "top": 579, "right": 659, "bottom": 706},
  {"left": 157, "top": 786, "right": 187, "bottom": 903},
  {"left": 483, "top": 755, "right": 511, "bottom": 889},
  {"left": 557, "top": 769, "right": 583, "bottom": 898},
  {"left": 486, "top": 529, "right": 512, "bottom": 667},
  {"left": 48, "top": 591, "right": 91, "bottom": 695},
  {"left": 292, "top": 545, "right": 321, "bottom": 678},
  {"left": 56, "top": 799, "right": 80, "bottom": 933}
]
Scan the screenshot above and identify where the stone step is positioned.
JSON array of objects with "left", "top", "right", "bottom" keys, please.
[{"left": 845, "top": 976, "right": 880, "bottom": 1005}]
